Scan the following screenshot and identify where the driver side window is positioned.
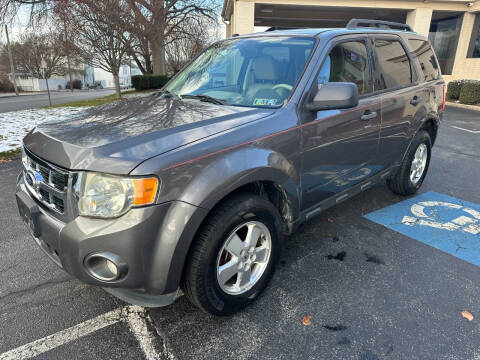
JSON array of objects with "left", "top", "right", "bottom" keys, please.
[{"left": 318, "top": 40, "right": 371, "bottom": 95}]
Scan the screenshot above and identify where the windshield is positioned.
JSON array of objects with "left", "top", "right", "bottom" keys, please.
[{"left": 165, "top": 36, "right": 316, "bottom": 108}]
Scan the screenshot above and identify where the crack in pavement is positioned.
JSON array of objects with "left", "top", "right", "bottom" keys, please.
[{"left": 0, "top": 276, "right": 72, "bottom": 307}]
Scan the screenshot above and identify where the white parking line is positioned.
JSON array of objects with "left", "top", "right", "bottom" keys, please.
[
  {"left": 451, "top": 126, "right": 480, "bottom": 134},
  {"left": 124, "top": 306, "right": 164, "bottom": 360},
  {"left": 0, "top": 305, "right": 162, "bottom": 360}
]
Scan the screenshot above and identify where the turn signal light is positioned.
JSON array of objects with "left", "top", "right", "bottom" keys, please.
[{"left": 133, "top": 177, "right": 159, "bottom": 205}]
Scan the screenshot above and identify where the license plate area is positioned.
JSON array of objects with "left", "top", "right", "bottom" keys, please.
[{"left": 16, "top": 191, "right": 41, "bottom": 237}]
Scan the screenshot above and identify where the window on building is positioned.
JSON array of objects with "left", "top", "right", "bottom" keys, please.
[
  {"left": 468, "top": 14, "right": 480, "bottom": 58},
  {"left": 407, "top": 39, "right": 440, "bottom": 81},
  {"left": 372, "top": 39, "right": 412, "bottom": 91},
  {"left": 317, "top": 40, "right": 371, "bottom": 95},
  {"left": 429, "top": 13, "right": 463, "bottom": 75}
]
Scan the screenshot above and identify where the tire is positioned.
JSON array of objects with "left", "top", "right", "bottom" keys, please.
[
  {"left": 387, "top": 130, "right": 432, "bottom": 196},
  {"left": 182, "top": 193, "right": 283, "bottom": 316}
]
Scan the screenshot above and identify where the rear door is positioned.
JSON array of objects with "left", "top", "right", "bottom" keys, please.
[
  {"left": 370, "top": 35, "right": 426, "bottom": 169},
  {"left": 300, "top": 35, "right": 382, "bottom": 210}
]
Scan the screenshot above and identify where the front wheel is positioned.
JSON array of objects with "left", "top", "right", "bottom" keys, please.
[
  {"left": 387, "top": 130, "right": 432, "bottom": 196},
  {"left": 182, "top": 194, "right": 282, "bottom": 316}
]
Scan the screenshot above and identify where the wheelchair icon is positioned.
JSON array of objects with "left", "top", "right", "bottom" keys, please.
[{"left": 402, "top": 201, "right": 480, "bottom": 235}]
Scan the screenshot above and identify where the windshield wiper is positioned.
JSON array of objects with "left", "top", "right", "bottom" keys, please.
[
  {"left": 181, "top": 94, "right": 226, "bottom": 105},
  {"left": 161, "top": 90, "right": 182, "bottom": 100}
]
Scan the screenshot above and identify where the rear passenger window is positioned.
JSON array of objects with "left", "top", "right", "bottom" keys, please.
[
  {"left": 407, "top": 39, "right": 440, "bottom": 82},
  {"left": 318, "top": 41, "right": 371, "bottom": 95},
  {"left": 373, "top": 39, "right": 412, "bottom": 91}
]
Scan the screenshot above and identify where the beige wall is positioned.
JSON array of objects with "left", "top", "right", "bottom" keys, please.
[
  {"left": 448, "top": 12, "right": 480, "bottom": 82},
  {"left": 406, "top": 8, "right": 433, "bottom": 36},
  {"left": 224, "top": 0, "right": 480, "bottom": 81},
  {"left": 231, "top": 0, "right": 255, "bottom": 35}
]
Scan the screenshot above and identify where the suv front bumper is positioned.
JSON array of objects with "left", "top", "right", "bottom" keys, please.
[{"left": 15, "top": 174, "right": 208, "bottom": 307}]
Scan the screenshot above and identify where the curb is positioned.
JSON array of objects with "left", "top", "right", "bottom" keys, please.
[{"left": 446, "top": 102, "right": 480, "bottom": 112}]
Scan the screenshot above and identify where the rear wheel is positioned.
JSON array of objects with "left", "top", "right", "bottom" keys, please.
[
  {"left": 182, "top": 194, "right": 282, "bottom": 316},
  {"left": 387, "top": 130, "right": 432, "bottom": 196}
]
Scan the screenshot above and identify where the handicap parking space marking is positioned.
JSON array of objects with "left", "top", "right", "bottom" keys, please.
[
  {"left": 0, "top": 306, "right": 163, "bottom": 360},
  {"left": 365, "top": 191, "right": 480, "bottom": 267}
]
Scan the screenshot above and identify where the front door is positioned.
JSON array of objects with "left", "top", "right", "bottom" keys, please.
[{"left": 300, "top": 37, "right": 382, "bottom": 210}]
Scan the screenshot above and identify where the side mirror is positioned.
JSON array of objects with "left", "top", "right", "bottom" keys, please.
[{"left": 306, "top": 82, "right": 359, "bottom": 112}]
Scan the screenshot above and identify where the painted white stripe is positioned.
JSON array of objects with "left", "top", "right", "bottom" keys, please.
[
  {"left": 0, "top": 305, "right": 163, "bottom": 360},
  {"left": 0, "top": 308, "right": 123, "bottom": 360},
  {"left": 451, "top": 126, "right": 480, "bottom": 134},
  {"left": 124, "top": 306, "right": 163, "bottom": 360}
]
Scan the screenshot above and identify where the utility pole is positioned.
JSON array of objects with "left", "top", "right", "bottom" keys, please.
[
  {"left": 5, "top": 25, "right": 19, "bottom": 96},
  {"left": 63, "top": 18, "right": 73, "bottom": 92}
]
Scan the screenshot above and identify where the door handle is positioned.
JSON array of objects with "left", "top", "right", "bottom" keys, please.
[
  {"left": 361, "top": 111, "right": 377, "bottom": 121},
  {"left": 410, "top": 96, "right": 421, "bottom": 106}
]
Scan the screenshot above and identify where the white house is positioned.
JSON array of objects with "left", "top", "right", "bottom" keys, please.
[
  {"left": 9, "top": 68, "right": 85, "bottom": 92},
  {"left": 84, "top": 63, "right": 141, "bottom": 89},
  {"left": 9, "top": 62, "right": 141, "bottom": 91}
]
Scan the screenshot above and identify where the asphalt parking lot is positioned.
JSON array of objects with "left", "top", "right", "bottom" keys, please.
[{"left": 0, "top": 106, "right": 479, "bottom": 360}]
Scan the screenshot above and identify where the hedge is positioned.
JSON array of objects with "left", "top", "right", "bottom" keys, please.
[
  {"left": 131, "top": 75, "right": 169, "bottom": 90},
  {"left": 66, "top": 79, "right": 82, "bottom": 90},
  {"left": 0, "top": 72, "right": 14, "bottom": 92},
  {"left": 459, "top": 81, "right": 480, "bottom": 105},
  {"left": 446, "top": 80, "right": 466, "bottom": 100}
]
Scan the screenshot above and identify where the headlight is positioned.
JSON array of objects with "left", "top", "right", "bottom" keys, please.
[{"left": 75, "top": 172, "right": 159, "bottom": 218}]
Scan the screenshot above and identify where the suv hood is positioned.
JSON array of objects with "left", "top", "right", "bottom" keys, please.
[{"left": 23, "top": 94, "right": 272, "bottom": 174}]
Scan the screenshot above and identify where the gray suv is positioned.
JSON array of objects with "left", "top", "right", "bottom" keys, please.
[{"left": 16, "top": 20, "right": 445, "bottom": 315}]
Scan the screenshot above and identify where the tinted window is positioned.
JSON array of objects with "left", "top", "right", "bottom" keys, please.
[
  {"left": 373, "top": 39, "right": 412, "bottom": 90},
  {"left": 468, "top": 14, "right": 480, "bottom": 58},
  {"left": 318, "top": 41, "right": 371, "bottom": 95},
  {"left": 407, "top": 39, "right": 440, "bottom": 81}
]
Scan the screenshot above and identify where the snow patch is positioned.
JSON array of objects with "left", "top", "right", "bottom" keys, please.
[{"left": 0, "top": 107, "right": 90, "bottom": 152}]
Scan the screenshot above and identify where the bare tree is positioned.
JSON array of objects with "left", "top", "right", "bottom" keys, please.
[
  {"left": 120, "top": 0, "right": 219, "bottom": 75},
  {"left": 166, "top": 16, "right": 214, "bottom": 74},
  {"left": 4, "top": 32, "right": 65, "bottom": 80},
  {"left": 72, "top": 0, "right": 128, "bottom": 99},
  {"left": 0, "top": 0, "right": 223, "bottom": 77}
]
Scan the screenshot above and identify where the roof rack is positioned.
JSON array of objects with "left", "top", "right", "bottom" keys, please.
[
  {"left": 346, "top": 19, "right": 413, "bottom": 32},
  {"left": 265, "top": 27, "right": 301, "bottom": 32}
]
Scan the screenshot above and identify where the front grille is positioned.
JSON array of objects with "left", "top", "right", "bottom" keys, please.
[{"left": 23, "top": 149, "right": 69, "bottom": 214}]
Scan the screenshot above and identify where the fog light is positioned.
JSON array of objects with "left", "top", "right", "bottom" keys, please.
[
  {"left": 84, "top": 252, "right": 127, "bottom": 282},
  {"left": 105, "top": 259, "right": 118, "bottom": 277}
]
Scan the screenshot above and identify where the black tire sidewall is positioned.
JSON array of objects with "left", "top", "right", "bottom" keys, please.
[
  {"left": 405, "top": 131, "right": 432, "bottom": 193},
  {"left": 198, "top": 196, "right": 282, "bottom": 315}
]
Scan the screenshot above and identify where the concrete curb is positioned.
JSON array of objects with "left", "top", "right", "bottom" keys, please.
[{"left": 446, "top": 102, "right": 480, "bottom": 113}]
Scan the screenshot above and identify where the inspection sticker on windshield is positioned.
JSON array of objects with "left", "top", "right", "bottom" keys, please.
[
  {"left": 365, "top": 191, "right": 480, "bottom": 266},
  {"left": 253, "top": 98, "right": 278, "bottom": 106}
]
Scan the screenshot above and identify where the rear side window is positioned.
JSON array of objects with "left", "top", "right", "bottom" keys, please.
[
  {"left": 318, "top": 40, "right": 371, "bottom": 95},
  {"left": 407, "top": 39, "right": 440, "bottom": 82},
  {"left": 372, "top": 39, "right": 412, "bottom": 91}
]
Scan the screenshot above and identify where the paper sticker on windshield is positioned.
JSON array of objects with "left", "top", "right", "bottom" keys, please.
[{"left": 254, "top": 98, "right": 279, "bottom": 106}]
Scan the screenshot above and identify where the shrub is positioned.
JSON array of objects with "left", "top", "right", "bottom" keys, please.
[
  {"left": 66, "top": 79, "right": 83, "bottom": 90},
  {"left": 446, "top": 80, "right": 466, "bottom": 100},
  {"left": 0, "top": 72, "right": 14, "bottom": 92},
  {"left": 131, "top": 75, "right": 169, "bottom": 90},
  {"left": 459, "top": 81, "right": 480, "bottom": 105}
]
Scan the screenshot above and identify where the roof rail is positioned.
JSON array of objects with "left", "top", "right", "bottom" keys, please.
[
  {"left": 346, "top": 19, "right": 413, "bottom": 32},
  {"left": 265, "top": 27, "right": 301, "bottom": 32}
]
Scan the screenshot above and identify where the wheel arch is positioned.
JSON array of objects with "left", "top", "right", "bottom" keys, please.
[
  {"left": 149, "top": 147, "right": 301, "bottom": 295},
  {"left": 420, "top": 116, "right": 439, "bottom": 146}
]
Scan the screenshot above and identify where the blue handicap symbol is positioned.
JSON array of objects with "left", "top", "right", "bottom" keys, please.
[{"left": 365, "top": 191, "right": 480, "bottom": 266}]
